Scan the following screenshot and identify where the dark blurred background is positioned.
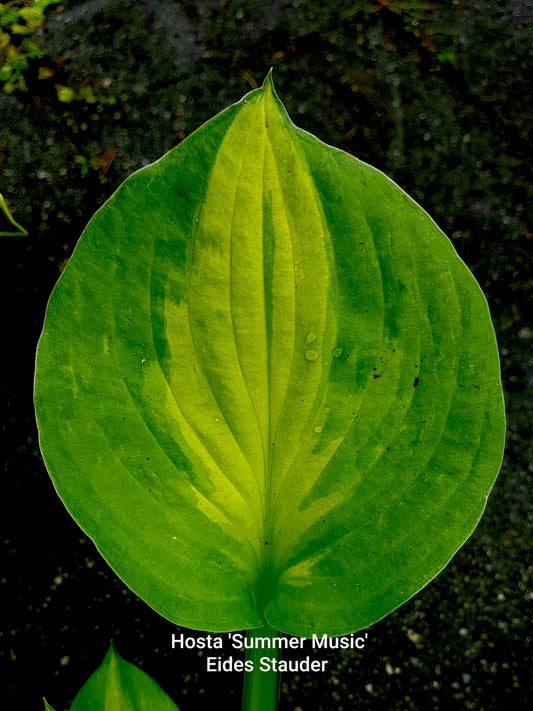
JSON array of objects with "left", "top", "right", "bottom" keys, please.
[{"left": 1, "top": 1, "right": 531, "bottom": 709}]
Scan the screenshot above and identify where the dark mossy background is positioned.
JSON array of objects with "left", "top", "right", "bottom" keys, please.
[{"left": 1, "top": 1, "right": 532, "bottom": 710}]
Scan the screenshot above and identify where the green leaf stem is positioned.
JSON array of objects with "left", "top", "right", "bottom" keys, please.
[
  {"left": 0, "top": 192, "right": 27, "bottom": 236},
  {"left": 34, "top": 74, "right": 505, "bottom": 637}
]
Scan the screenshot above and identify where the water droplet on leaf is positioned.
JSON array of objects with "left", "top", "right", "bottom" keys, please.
[{"left": 305, "top": 349, "right": 319, "bottom": 362}]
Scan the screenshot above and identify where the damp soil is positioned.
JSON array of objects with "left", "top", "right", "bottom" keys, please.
[{"left": 1, "top": 1, "right": 532, "bottom": 710}]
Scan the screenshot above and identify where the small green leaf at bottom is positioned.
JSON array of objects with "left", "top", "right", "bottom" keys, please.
[{"left": 68, "top": 644, "right": 179, "bottom": 711}]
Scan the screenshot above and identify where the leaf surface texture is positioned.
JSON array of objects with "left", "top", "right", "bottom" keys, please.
[{"left": 35, "top": 76, "right": 505, "bottom": 635}]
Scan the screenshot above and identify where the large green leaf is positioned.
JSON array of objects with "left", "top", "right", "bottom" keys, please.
[{"left": 34, "top": 74, "right": 505, "bottom": 637}]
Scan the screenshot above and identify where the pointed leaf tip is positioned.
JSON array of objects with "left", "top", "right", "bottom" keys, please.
[
  {"left": 260, "top": 68, "right": 279, "bottom": 104},
  {"left": 263, "top": 68, "right": 274, "bottom": 87}
]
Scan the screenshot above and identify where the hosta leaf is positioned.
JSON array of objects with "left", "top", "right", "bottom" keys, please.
[
  {"left": 68, "top": 644, "right": 178, "bottom": 711},
  {"left": 34, "top": 74, "right": 505, "bottom": 636}
]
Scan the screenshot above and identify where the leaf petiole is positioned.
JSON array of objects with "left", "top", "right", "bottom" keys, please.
[{"left": 242, "top": 624, "right": 281, "bottom": 711}]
